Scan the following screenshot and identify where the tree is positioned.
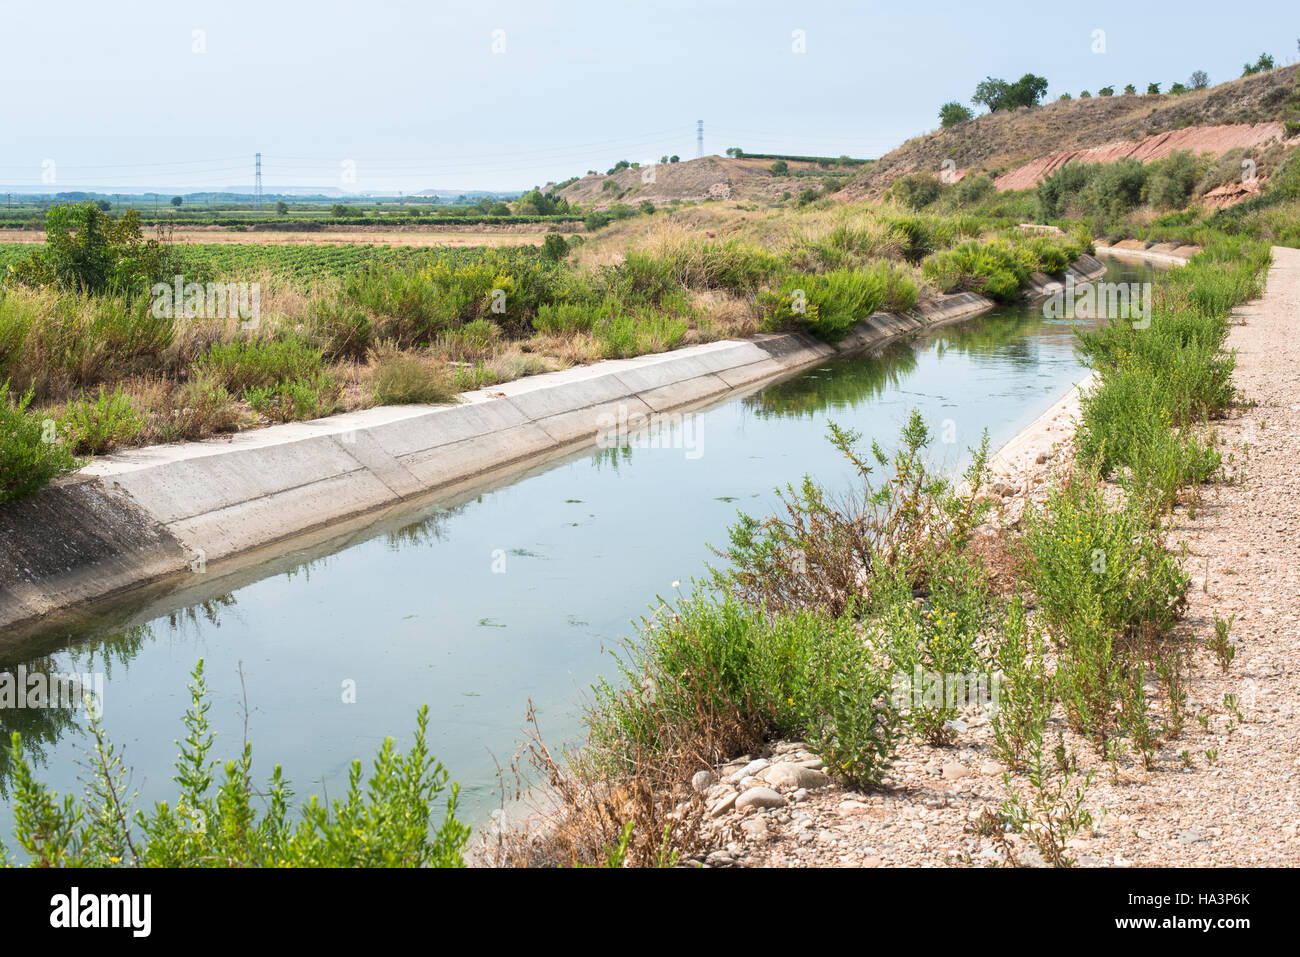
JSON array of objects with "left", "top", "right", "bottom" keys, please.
[
  {"left": 1080, "top": 90, "right": 1092, "bottom": 98},
  {"left": 939, "top": 101, "right": 974, "bottom": 127},
  {"left": 770, "top": 160, "right": 789, "bottom": 173},
  {"left": 1169, "top": 82, "right": 1188, "bottom": 95},
  {"left": 1147, "top": 82, "right": 1161, "bottom": 95},
  {"left": 275, "top": 200, "right": 288, "bottom": 215},
  {"left": 96, "top": 200, "right": 111, "bottom": 212},
  {"left": 1242, "top": 53, "right": 1275, "bottom": 76},
  {"left": 725, "top": 147, "right": 744, "bottom": 157},
  {"left": 170, "top": 196, "right": 183, "bottom": 207},
  {"left": 7, "top": 202, "right": 176, "bottom": 294},
  {"left": 1189, "top": 70, "right": 1209, "bottom": 90},
  {"left": 1123, "top": 84, "right": 1136, "bottom": 95},
  {"left": 1058, "top": 92, "right": 1072, "bottom": 101},
  {"left": 669, "top": 155, "right": 680, "bottom": 163},
  {"left": 1098, "top": 85, "right": 1115, "bottom": 97},
  {"left": 973, "top": 74, "right": 1049, "bottom": 112}
]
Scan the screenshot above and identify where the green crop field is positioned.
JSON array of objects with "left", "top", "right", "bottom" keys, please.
[{"left": 0, "top": 241, "right": 547, "bottom": 288}]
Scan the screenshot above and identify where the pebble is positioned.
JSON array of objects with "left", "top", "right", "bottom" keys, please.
[
  {"left": 691, "top": 770, "right": 717, "bottom": 793},
  {"left": 735, "top": 787, "right": 787, "bottom": 811}
]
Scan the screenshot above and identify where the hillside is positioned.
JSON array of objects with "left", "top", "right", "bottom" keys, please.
[
  {"left": 554, "top": 155, "right": 862, "bottom": 210},
  {"left": 842, "top": 64, "right": 1300, "bottom": 199}
]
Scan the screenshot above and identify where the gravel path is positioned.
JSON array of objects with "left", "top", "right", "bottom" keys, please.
[{"left": 723, "top": 246, "right": 1300, "bottom": 868}]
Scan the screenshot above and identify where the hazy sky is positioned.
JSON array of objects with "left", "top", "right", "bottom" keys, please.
[{"left": 3, "top": 0, "right": 1297, "bottom": 194}]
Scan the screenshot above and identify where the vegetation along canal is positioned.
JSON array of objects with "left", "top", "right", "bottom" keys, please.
[{"left": 0, "top": 256, "right": 1157, "bottom": 834}]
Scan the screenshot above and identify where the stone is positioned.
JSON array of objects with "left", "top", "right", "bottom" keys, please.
[
  {"left": 735, "top": 787, "right": 787, "bottom": 811},
  {"left": 691, "top": 770, "right": 717, "bottom": 793},
  {"left": 740, "top": 816, "right": 770, "bottom": 842},
  {"left": 709, "top": 792, "right": 738, "bottom": 818},
  {"left": 728, "top": 758, "right": 770, "bottom": 782},
  {"left": 761, "top": 762, "right": 831, "bottom": 790},
  {"left": 942, "top": 761, "right": 970, "bottom": 781}
]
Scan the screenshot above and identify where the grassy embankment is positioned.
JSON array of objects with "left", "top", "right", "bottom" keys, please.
[
  {"left": 1, "top": 200, "right": 1090, "bottom": 507},
  {"left": 493, "top": 227, "right": 1273, "bottom": 868}
]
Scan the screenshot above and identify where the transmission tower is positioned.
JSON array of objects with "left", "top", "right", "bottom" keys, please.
[
  {"left": 697, "top": 120, "right": 703, "bottom": 158},
  {"left": 254, "top": 153, "right": 263, "bottom": 209}
]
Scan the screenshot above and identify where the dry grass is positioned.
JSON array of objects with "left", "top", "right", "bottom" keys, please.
[{"left": 480, "top": 703, "right": 710, "bottom": 869}]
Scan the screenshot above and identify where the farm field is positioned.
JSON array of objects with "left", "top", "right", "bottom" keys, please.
[{"left": 0, "top": 226, "right": 572, "bottom": 248}]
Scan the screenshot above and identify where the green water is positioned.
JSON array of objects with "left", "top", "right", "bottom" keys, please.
[{"left": 0, "top": 257, "right": 1155, "bottom": 836}]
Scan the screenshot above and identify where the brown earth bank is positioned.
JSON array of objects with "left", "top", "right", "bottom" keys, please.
[
  {"left": 556, "top": 155, "right": 861, "bottom": 210},
  {"left": 841, "top": 65, "right": 1300, "bottom": 200},
  {"left": 678, "top": 247, "right": 1300, "bottom": 868},
  {"left": 992, "top": 122, "right": 1295, "bottom": 192}
]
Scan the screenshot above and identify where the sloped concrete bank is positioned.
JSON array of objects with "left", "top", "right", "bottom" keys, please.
[
  {"left": 1094, "top": 240, "right": 1198, "bottom": 267},
  {"left": 0, "top": 256, "right": 1106, "bottom": 635}
]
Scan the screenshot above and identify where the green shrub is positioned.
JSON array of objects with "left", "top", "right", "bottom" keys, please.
[
  {"left": 1, "top": 661, "right": 469, "bottom": 867},
  {"left": 59, "top": 385, "right": 144, "bottom": 455},
  {"left": 760, "top": 265, "right": 915, "bottom": 340},
  {"left": 6, "top": 202, "right": 178, "bottom": 295},
  {"left": 1142, "top": 152, "right": 1202, "bottom": 210},
  {"left": 0, "top": 382, "right": 80, "bottom": 505},
  {"left": 308, "top": 297, "right": 372, "bottom": 361},
  {"left": 587, "top": 594, "right": 900, "bottom": 788},
  {"left": 1021, "top": 471, "right": 1188, "bottom": 646},
  {"left": 198, "top": 337, "right": 328, "bottom": 393},
  {"left": 593, "top": 310, "right": 688, "bottom": 358},
  {"left": 541, "top": 233, "right": 570, "bottom": 262},
  {"left": 435, "top": 317, "right": 499, "bottom": 361},
  {"left": 533, "top": 299, "right": 616, "bottom": 336},
  {"left": 246, "top": 371, "right": 341, "bottom": 422},
  {"left": 890, "top": 174, "right": 943, "bottom": 210}
]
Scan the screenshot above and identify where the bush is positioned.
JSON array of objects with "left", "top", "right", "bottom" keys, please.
[
  {"left": 1142, "top": 151, "right": 1201, "bottom": 210},
  {"left": 593, "top": 310, "right": 688, "bottom": 358},
  {"left": 587, "top": 594, "right": 900, "bottom": 789},
  {"left": 6, "top": 202, "right": 178, "bottom": 296},
  {"left": 770, "top": 265, "right": 916, "bottom": 340},
  {"left": 533, "top": 299, "right": 615, "bottom": 336},
  {"left": 1, "top": 661, "right": 470, "bottom": 867},
  {"left": 890, "top": 173, "right": 943, "bottom": 210},
  {"left": 198, "top": 337, "right": 328, "bottom": 393},
  {"left": 955, "top": 174, "right": 996, "bottom": 205},
  {"left": 713, "top": 413, "right": 990, "bottom": 615},
  {"left": 0, "top": 382, "right": 80, "bottom": 505},
  {"left": 938, "top": 101, "right": 974, "bottom": 127},
  {"left": 59, "top": 385, "right": 143, "bottom": 455},
  {"left": 308, "top": 297, "right": 372, "bottom": 361},
  {"left": 371, "top": 354, "right": 456, "bottom": 405},
  {"left": 540, "top": 233, "right": 570, "bottom": 263}
]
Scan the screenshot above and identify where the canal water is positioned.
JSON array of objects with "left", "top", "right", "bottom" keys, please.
[{"left": 0, "top": 256, "right": 1156, "bottom": 838}]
